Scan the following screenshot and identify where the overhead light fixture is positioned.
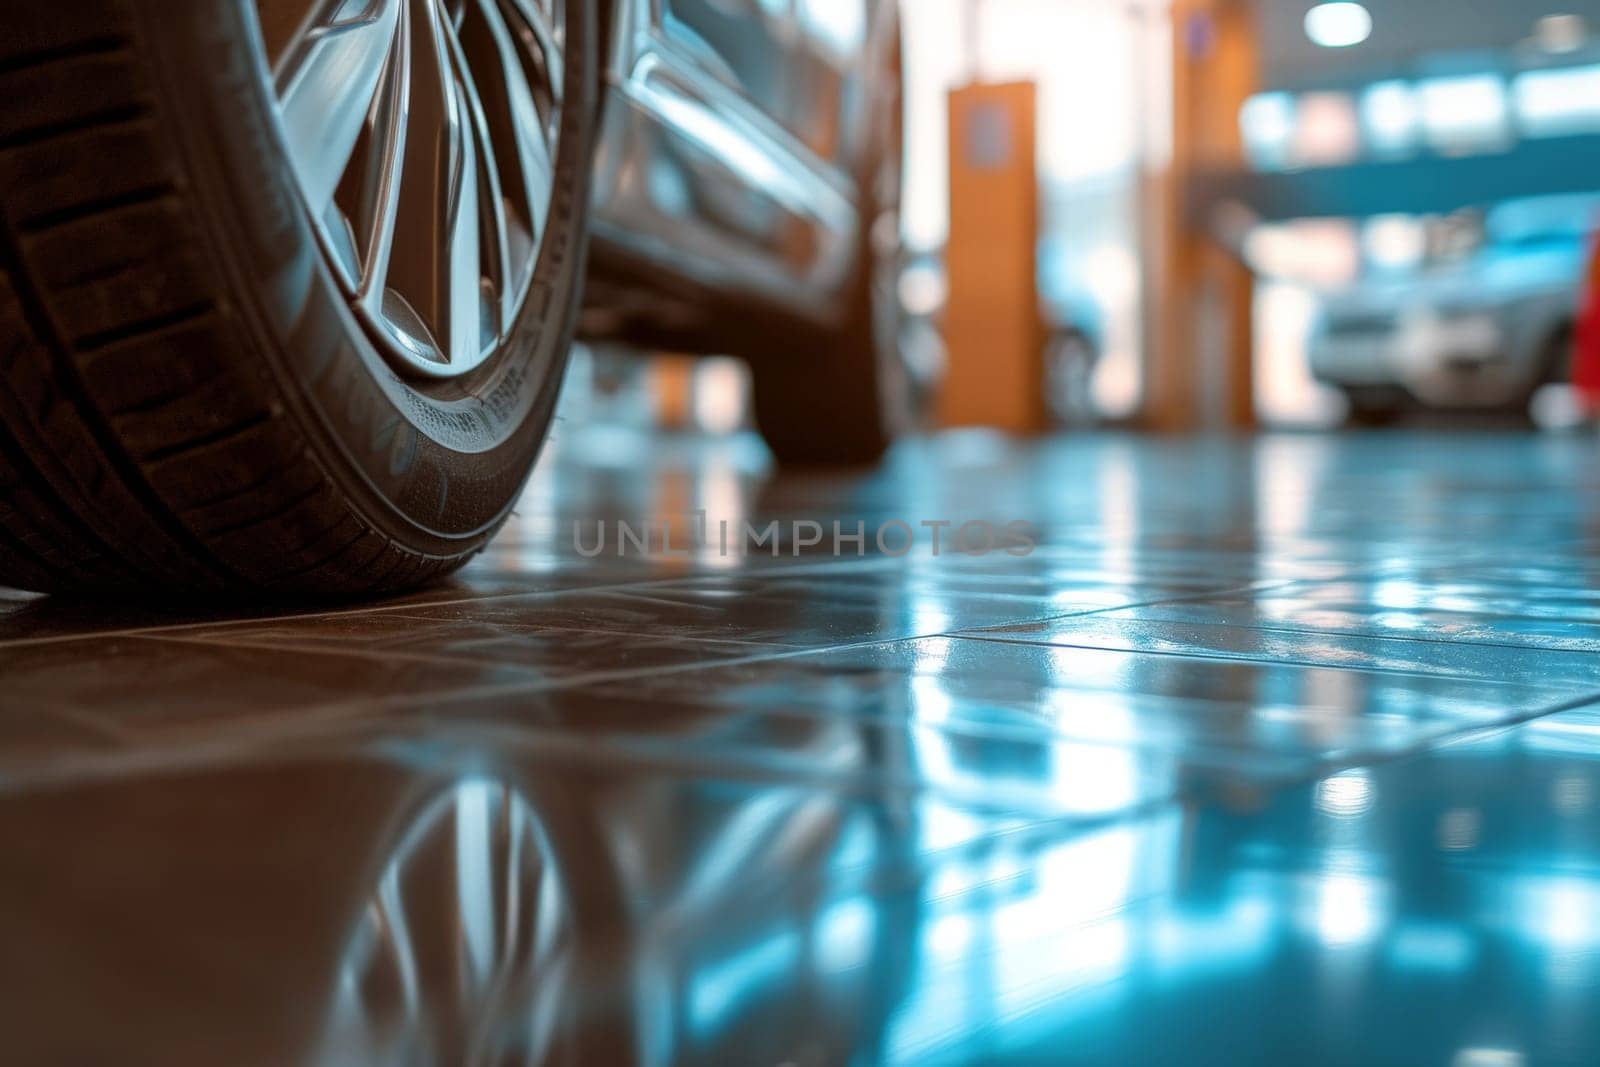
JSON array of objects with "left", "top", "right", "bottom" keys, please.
[
  {"left": 1305, "top": 3, "right": 1373, "bottom": 49},
  {"left": 1534, "top": 14, "right": 1587, "bottom": 54}
]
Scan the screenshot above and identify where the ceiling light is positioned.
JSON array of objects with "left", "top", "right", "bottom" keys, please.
[
  {"left": 1534, "top": 14, "right": 1587, "bottom": 54},
  {"left": 1305, "top": 3, "right": 1373, "bottom": 49}
]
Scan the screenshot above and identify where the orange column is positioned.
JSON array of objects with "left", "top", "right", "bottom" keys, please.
[
  {"left": 940, "top": 80, "right": 1048, "bottom": 434},
  {"left": 1145, "top": 0, "right": 1258, "bottom": 431},
  {"left": 650, "top": 354, "right": 697, "bottom": 431}
]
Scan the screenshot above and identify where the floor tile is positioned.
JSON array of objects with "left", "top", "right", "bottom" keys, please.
[{"left": 6, "top": 431, "right": 1600, "bottom": 1063}]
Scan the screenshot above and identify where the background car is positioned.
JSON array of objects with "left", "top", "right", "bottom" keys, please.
[
  {"left": 0, "top": 0, "right": 907, "bottom": 597},
  {"left": 894, "top": 242, "right": 1106, "bottom": 429},
  {"left": 1308, "top": 194, "right": 1598, "bottom": 422},
  {"left": 1038, "top": 238, "right": 1107, "bottom": 427}
]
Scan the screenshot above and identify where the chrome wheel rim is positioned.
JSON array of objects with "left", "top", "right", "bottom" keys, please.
[{"left": 267, "top": 0, "right": 564, "bottom": 380}]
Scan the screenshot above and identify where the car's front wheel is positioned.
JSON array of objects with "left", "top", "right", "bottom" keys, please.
[{"left": 0, "top": 0, "right": 595, "bottom": 597}]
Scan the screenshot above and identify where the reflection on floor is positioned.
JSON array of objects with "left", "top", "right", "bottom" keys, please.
[{"left": 3, "top": 429, "right": 1600, "bottom": 1065}]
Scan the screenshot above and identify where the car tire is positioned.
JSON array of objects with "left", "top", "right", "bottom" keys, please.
[
  {"left": 1343, "top": 387, "right": 1406, "bottom": 427},
  {"left": 748, "top": 18, "right": 911, "bottom": 466},
  {"left": 0, "top": 0, "right": 595, "bottom": 597},
  {"left": 1530, "top": 325, "right": 1576, "bottom": 394}
]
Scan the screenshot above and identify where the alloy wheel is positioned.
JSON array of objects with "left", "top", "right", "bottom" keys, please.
[{"left": 264, "top": 0, "right": 565, "bottom": 379}]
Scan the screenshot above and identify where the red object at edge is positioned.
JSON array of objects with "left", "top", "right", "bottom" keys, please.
[{"left": 1574, "top": 229, "right": 1600, "bottom": 408}]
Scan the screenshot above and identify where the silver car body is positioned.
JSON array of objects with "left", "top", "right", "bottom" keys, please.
[{"left": 587, "top": 0, "right": 895, "bottom": 335}]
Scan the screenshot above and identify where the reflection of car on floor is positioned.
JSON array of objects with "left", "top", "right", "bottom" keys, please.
[
  {"left": 0, "top": 737, "right": 918, "bottom": 1064},
  {"left": 1309, "top": 195, "right": 1596, "bottom": 423},
  {"left": 0, "top": 1, "right": 907, "bottom": 597}
]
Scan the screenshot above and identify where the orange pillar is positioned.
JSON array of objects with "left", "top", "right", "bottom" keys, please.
[
  {"left": 940, "top": 80, "right": 1048, "bottom": 433},
  {"left": 650, "top": 354, "right": 697, "bottom": 430},
  {"left": 1145, "top": 0, "right": 1258, "bottom": 432}
]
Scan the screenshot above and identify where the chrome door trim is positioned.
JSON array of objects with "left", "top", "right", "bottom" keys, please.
[{"left": 589, "top": 0, "right": 861, "bottom": 317}]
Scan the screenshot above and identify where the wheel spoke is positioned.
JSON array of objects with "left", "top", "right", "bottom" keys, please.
[
  {"left": 507, "top": 0, "right": 564, "bottom": 113},
  {"left": 353, "top": 10, "right": 411, "bottom": 317},
  {"left": 378, "top": 0, "right": 476, "bottom": 365},
  {"left": 439, "top": 61, "right": 485, "bottom": 365},
  {"left": 440, "top": 5, "right": 512, "bottom": 354},
  {"left": 461, "top": 0, "right": 553, "bottom": 299},
  {"left": 276, "top": 0, "right": 402, "bottom": 215}
]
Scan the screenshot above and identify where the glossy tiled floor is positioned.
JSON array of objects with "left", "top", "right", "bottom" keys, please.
[{"left": 4, "top": 429, "right": 1600, "bottom": 1065}]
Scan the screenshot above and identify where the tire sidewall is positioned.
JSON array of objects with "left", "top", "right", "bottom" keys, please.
[{"left": 131, "top": 0, "right": 596, "bottom": 548}]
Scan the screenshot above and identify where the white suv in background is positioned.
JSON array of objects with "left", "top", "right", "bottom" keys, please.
[{"left": 1310, "top": 195, "right": 1597, "bottom": 422}]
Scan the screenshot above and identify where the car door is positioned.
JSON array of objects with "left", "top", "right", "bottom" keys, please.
[
  {"left": 661, "top": 0, "right": 870, "bottom": 179},
  {"left": 661, "top": 0, "right": 796, "bottom": 130},
  {"left": 787, "top": 0, "right": 872, "bottom": 175}
]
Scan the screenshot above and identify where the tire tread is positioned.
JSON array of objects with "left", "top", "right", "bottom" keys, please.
[{"left": 0, "top": 0, "right": 482, "bottom": 596}]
